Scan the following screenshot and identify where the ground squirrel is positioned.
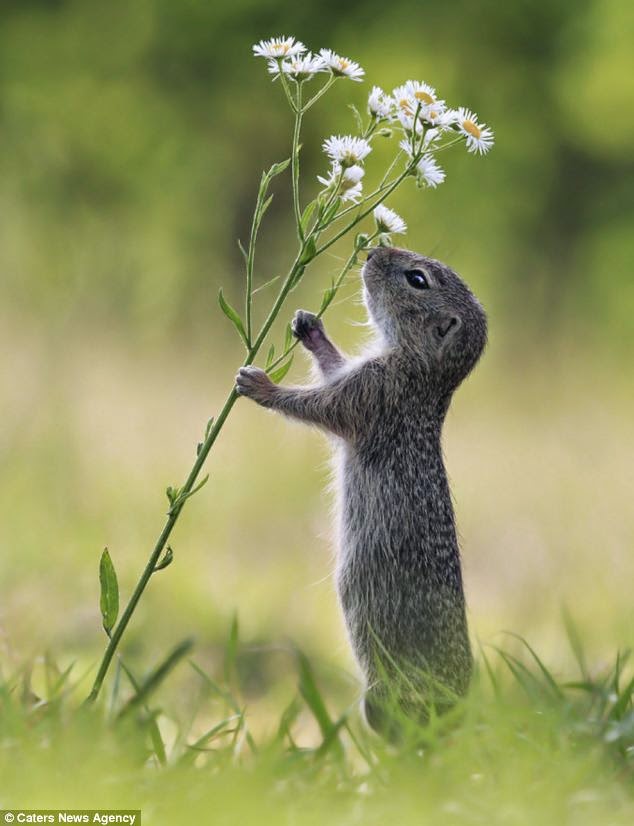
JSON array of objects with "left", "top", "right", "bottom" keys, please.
[{"left": 236, "top": 246, "right": 487, "bottom": 738}]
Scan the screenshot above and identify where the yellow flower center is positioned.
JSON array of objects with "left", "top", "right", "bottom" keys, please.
[
  {"left": 398, "top": 99, "right": 413, "bottom": 115},
  {"left": 415, "top": 91, "right": 434, "bottom": 105},
  {"left": 429, "top": 110, "right": 438, "bottom": 119},
  {"left": 463, "top": 119, "right": 481, "bottom": 139},
  {"left": 338, "top": 59, "right": 350, "bottom": 70}
]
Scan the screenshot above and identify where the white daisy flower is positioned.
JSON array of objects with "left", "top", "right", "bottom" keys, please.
[
  {"left": 323, "top": 135, "right": 372, "bottom": 167},
  {"left": 341, "top": 181, "right": 363, "bottom": 202},
  {"left": 455, "top": 107, "right": 495, "bottom": 154},
  {"left": 416, "top": 154, "right": 446, "bottom": 188},
  {"left": 319, "top": 49, "right": 365, "bottom": 82},
  {"left": 421, "top": 102, "right": 449, "bottom": 127},
  {"left": 402, "top": 80, "right": 440, "bottom": 106},
  {"left": 317, "top": 163, "right": 365, "bottom": 201},
  {"left": 373, "top": 204, "right": 407, "bottom": 235},
  {"left": 253, "top": 36, "right": 306, "bottom": 59},
  {"left": 267, "top": 53, "right": 326, "bottom": 81},
  {"left": 368, "top": 86, "right": 393, "bottom": 118},
  {"left": 436, "top": 108, "right": 459, "bottom": 129},
  {"left": 392, "top": 81, "right": 446, "bottom": 127},
  {"left": 392, "top": 84, "right": 416, "bottom": 118}
]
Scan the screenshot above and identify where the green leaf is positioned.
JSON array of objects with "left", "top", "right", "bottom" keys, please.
[
  {"left": 503, "top": 632, "right": 564, "bottom": 700},
  {"left": 354, "top": 232, "right": 370, "bottom": 250},
  {"left": 267, "top": 157, "right": 291, "bottom": 178},
  {"left": 289, "top": 264, "right": 305, "bottom": 289},
  {"left": 319, "top": 283, "right": 337, "bottom": 314},
  {"left": 300, "top": 200, "right": 317, "bottom": 234},
  {"left": 252, "top": 274, "right": 280, "bottom": 296},
  {"left": 269, "top": 354, "right": 294, "bottom": 383},
  {"left": 99, "top": 549, "right": 119, "bottom": 636},
  {"left": 320, "top": 197, "right": 342, "bottom": 225},
  {"left": 168, "top": 474, "right": 210, "bottom": 515},
  {"left": 260, "top": 193, "right": 274, "bottom": 218},
  {"left": 154, "top": 546, "right": 174, "bottom": 573},
  {"left": 265, "top": 344, "right": 275, "bottom": 368},
  {"left": 298, "top": 237, "right": 317, "bottom": 266},
  {"left": 348, "top": 103, "right": 363, "bottom": 133},
  {"left": 296, "top": 649, "right": 343, "bottom": 757},
  {"left": 236, "top": 239, "right": 248, "bottom": 263},
  {"left": 218, "top": 289, "right": 249, "bottom": 347},
  {"left": 181, "top": 715, "right": 241, "bottom": 762},
  {"left": 283, "top": 322, "right": 293, "bottom": 353}
]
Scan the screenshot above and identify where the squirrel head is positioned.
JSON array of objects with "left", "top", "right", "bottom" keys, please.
[{"left": 362, "top": 246, "right": 487, "bottom": 390}]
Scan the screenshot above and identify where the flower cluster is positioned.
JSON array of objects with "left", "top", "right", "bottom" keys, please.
[
  {"left": 369, "top": 81, "right": 494, "bottom": 156},
  {"left": 253, "top": 35, "right": 495, "bottom": 242},
  {"left": 319, "top": 136, "right": 372, "bottom": 203},
  {"left": 254, "top": 37, "right": 364, "bottom": 83}
]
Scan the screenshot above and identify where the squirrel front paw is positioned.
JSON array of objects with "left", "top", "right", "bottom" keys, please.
[
  {"left": 235, "top": 366, "right": 276, "bottom": 406},
  {"left": 291, "top": 309, "right": 325, "bottom": 351}
]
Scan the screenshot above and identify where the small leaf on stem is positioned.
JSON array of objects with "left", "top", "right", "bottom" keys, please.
[
  {"left": 300, "top": 201, "right": 317, "bottom": 234},
  {"left": 168, "top": 474, "right": 210, "bottom": 515},
  {"left": 99, "top": 549, "right": 119, "bottom": 636},
  {"left": 218, "top": 289, "right": 249, "bottom": 347},
  {"left": 154, "top": 546, "right": 174, "bottom": 573},
  {"left": 319, "top": 283, "right": 337, "bottom": 314},
  {"left": 299, "top": 237, "right": 317, "bottom": 266},
  {"left": 284, "top": 323, "right": 293, "bottom": 353},
  {"left": 166, "top": 485, "right": 179, "bottom": 507},
  {"left": 260, "top": 194, "right": 274, "bottom": 218},
  {"left": 267, "top": 157, "right": 291, "bottom": 178},
  {"left": 347, "top": 104, "right": 364, "bottom": 133},
  {"left": 269, "top": 354, "right": 294, "bottom": 383},
  {"left": 237, "top": 239, "right": 248, "bottom": 263},
  {"left": 265, "top": 344, "right": 276, "bottom": 369},
  {"left": 320, "top": 197, "right": 342, "bottom": 225}
]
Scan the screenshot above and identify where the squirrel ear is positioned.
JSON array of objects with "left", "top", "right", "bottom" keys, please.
[{"left": 431, "top": 313, "right": 462, "bottom": 352}]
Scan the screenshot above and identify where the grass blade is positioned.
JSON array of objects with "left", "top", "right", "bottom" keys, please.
[{"left": 117, "top": 638, "right": 194, "bottom": 720}]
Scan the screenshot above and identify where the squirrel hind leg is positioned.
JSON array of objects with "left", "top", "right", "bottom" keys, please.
[
  {"left": 362, "top": 680, "right": 463, "bottom": 744},
  {"left": 362, "top": 687, "right": 429, "bottom": 745}
]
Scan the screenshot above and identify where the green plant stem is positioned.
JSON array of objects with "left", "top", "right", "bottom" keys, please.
[
  {"left": 263, "top": 239, "right": 370, "bottom": 374},
  {"left": 245, "top": 191, "right": 261, "bottom": 344},
  {"left": 316, "top": 166, "right": 414, "bottom": 257},
  {"left": 302, "top": 75, "right": 335, "bottom": 111},
  {"left": 85, "top": 388, "right": 239, "bottom": 704},
  {"left": 292, "top": 85, "right": 303, "bottom": 238},
  {"left": 278, "top": 70, "right": 298, "bottom": 113}
]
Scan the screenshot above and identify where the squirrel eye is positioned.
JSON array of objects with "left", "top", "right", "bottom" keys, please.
[{"left": 404, "top": 269, "right": 430, "bottom": 290}]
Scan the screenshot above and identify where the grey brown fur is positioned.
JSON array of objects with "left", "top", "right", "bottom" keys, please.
[{"left": 236, "top": 247, "right": 487, "bottom": 737}]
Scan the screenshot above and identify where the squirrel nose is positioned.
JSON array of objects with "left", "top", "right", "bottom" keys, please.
[{"left": 366, "top": 248, "right": 377, "bottom": 261}]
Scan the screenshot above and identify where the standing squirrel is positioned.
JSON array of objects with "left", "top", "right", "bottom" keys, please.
[{"left": 236, "top": 246, "right": 487, "bottom": 738}]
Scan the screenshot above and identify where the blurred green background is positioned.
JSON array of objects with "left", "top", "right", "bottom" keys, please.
[{"left": 1, "top": 0, "right": 633, "bottom": 714}]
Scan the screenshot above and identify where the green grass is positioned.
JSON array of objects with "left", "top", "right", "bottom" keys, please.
[{"left": 2, "top": 621, "right": 634, "bottom": 826}]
